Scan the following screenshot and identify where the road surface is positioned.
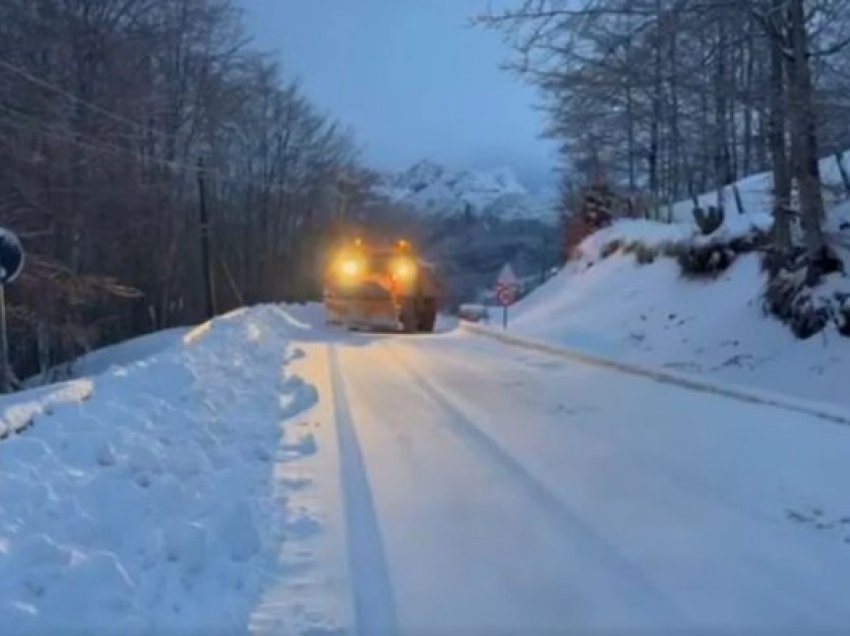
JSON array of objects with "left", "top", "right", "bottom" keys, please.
[{"left": 251, "top": 322, "right": 850, "bottom": 635}]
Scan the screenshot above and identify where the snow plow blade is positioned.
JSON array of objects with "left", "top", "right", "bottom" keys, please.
[{"left": 325, "top": 283, "right": 400, "bottom": 330}]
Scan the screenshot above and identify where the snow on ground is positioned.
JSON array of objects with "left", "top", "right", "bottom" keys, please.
[
  {"left": 293, "top": 330, "right": 850, "bottom": 633},
  {"left": 0, "top": 305, "right": 319, "bottom": 635},
  {"left": 505, "top": 147, "right": 850, "bottom": 408},
  {"left": 669, "top": 148, "right": 850, "bottom": 224},
  {"left": 574, "top": 213, "right": 772, "bottom": 263},
  {"left": 73, "top": 327, "right": 190, "bottom": 377},
  {"left": 2, "top": 297, "right": 850, "bottom": 633},
  {"left": 0, "top": 380, "right": 93, "bottom": 438},
  {"left": 511, "top": 234, "right": 850, "bottom": 409}
]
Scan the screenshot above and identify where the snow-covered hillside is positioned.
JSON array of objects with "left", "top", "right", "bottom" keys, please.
[
  {"left": 507, "top": 205, "right": 850, "bottom": 408},
  {"left": 668, "top": 148, "right": 850, "bottom": 225},
  {"left": 380, "top": 160, "right": 556, "bottom": 220}
]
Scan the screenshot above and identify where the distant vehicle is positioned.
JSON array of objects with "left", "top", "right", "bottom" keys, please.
[
  {"left": 323, "top": 239, "right": 441, "bottom": 332},
  {"left": 458, "top": 304, "right": 490, "bottom": 323}
]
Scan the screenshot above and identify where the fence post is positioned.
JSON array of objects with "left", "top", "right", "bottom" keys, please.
[{"left": 732, "top": 184, "right": 745, "bottom": 215}]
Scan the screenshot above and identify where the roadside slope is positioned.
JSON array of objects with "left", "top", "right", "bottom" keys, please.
[
  {"left": 508, "top": 236, "right": 850, "bottom": 408},
  {"left": 0, "top": 306, "right": 318, "bottom": 634}
]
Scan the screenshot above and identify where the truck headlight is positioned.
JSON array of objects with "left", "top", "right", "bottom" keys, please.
[
  {"left": 337, "top": 256, "right": 364, "bottom": 281},
  {"left": 392, "top": 257, "right": 416, "bottom": 281}
]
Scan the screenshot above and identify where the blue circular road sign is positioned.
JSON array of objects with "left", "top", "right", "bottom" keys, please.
[{"left": 0, "top": 228, "right": 24, "bottom": 284}]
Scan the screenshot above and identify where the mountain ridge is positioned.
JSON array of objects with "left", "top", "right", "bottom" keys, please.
[{"left": 378, "top": 160, "right": 557, "bottom": 222}]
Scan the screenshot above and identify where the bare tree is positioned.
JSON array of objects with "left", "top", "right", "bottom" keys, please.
[
  {"left": 0, "top": 0, "right": 362, "bottom": 381},
  {"left": 480, "top": 0, "right": 850, "bottom": 262}
]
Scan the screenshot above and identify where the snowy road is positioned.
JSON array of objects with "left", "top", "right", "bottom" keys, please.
[{"left": 255, "top": 322, "right": 850, "bottom": 635}]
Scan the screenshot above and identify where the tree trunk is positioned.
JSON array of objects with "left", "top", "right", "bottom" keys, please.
[
  {"left": 714, "top": 15, "right": 730, "bottom": 211},
  {"left": 668, "top": 21, "right": 682, "bottom": 201},
  {"left": 768, "top": 13, "right": 792, "bottom": 253},
  {"left": 786, "top": 0, "right": 826, "bottom": 259},
  {"left": 626, "top": 65, "right": 636, "bottom": 193},
  {"left": 649, "top": 0, "right": 663, "bottom": 219}
]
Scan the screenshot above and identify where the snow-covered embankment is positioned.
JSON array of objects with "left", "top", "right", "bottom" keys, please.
[
  {"left": 507, "top": 212, "right": 850, "bottom": 408},
  {"left": 0, "top": 305, "right": 317, "bottom": 634}
]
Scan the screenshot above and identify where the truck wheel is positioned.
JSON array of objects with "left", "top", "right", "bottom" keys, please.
[
  {"left": 400, "top": 299, "right": 418, "bottom": 333},
  {"left": 417, "top": 300, "right": 437, "bottom": 333}
]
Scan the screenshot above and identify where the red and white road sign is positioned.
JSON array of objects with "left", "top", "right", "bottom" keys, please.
[
  {"left": 495, "top": 263, "right": 520, "bottom": 307},
  {"left": 495, "top": 284, "right": 518, "bottom": 307}
]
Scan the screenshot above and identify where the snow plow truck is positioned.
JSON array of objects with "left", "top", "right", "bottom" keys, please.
[{"left": 324, "top": 239, "right": 441, "bottom": 332}]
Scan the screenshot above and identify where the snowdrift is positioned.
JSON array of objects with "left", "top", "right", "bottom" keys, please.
[{"left": 0, "top": 305, "right": 318, "bottom": 634}]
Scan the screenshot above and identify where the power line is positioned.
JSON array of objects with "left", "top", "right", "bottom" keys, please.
[
  {"left": 0, "top": 58, "right": 170, "bottom": 143},
  {"left": 0, "top": 59, "right": 351, "bottom": 195},
  {"left": 0, "top": 109, "right": 319, "bottom": 196}
]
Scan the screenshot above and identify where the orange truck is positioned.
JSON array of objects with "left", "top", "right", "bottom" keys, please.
[{"left": 323, "top": 239, "right": 441, "bottom": 332}]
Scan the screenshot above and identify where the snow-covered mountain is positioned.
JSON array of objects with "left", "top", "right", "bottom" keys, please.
[{"left": 379, "top": 160, "right": 556, "bottom": 221}]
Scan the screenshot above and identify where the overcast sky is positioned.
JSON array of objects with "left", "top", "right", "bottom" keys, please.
[{"left": 241, "top": 0, "right": 557, "bottom": 189}]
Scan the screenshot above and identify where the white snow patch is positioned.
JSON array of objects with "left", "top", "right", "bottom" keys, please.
[
  {"left": 0, "top": 304, "right": 319, "bottom": 634},
  {"left": 519, "top": 150, "right": 850, "bottom": 408},
  {"left": 575, "top": 214, "right": 771, "bottom": 264},
  {"left": 0, "top": 379, "right": 93, "bottom": 438},
  {"left": 510, "top": 251, "right": 850, "bottom": 408},
  {"left": 74, "top": 328, "right": 189, "bottom": 377}
]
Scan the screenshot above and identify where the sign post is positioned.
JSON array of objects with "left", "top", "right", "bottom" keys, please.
[
  {"left": 495, "top": 263, "right": 520, "bottom": 330},
  {"left": 0, "top": 228, "right": 24, "bottom": 393}
]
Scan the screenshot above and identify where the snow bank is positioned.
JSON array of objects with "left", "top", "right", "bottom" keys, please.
[
  {"left": 0, "top": 305, "right": 317, "bottom": 634},
  {"left": 576, "top": 219, "right": 692, "bottom": 262},
  {"left": 0, "top": 380, "right": 93, "bottom": 438},
  {"left": 510, "top": 252, "right": 850, "bottom": 408},
  {"left": 576, "top": 214, "right": 771, "bottom": 264},
  {"left": 73, "top": 327, "right": 189, "bottom": 377},
  {"left": 521, "top": 145, "right": 850, "bottom": 406}
]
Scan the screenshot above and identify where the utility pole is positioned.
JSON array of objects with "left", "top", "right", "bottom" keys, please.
[
  {"left": 0, "top": 284, "right": 9, "bottom": 393},
  {"left": 197, "top": 157, "right": 216, "bottom": 319},
  {"left": 335, "top": 172, "right": 353, "bottom": 238},
  {"left": 0, "top": 227, "right": 25, "bottom": 393}
]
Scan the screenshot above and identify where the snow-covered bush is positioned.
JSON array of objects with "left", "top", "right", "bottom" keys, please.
[
  {"left": 582, "top": 216, "right": 769, "bottom": 279},
  {"left": 763, "top": 247, "right": 847, "bottom": 339},
  {"left": 599, "top": 239, "right": 622, "bottom": 259},
  {"left": 634, "top": 243, "right": 657, "bottom": 265},
  {"left": 677, "top": 244, "right": 738, "bottom": 277},
  {"left": 764, "top": 268, "right": 833, "bottom": 339}
]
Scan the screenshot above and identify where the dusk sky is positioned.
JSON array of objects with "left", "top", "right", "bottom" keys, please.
[{"left": 241, "top": 0, "right": 558, "bottom": 189}]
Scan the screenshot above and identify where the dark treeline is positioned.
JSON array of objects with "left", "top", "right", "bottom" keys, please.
[
  {"left": 0, "top": 0, "right": 367, "bottom": 382},
  {"left": 481, "top": 0, "right": 850, "bottom": 263}
]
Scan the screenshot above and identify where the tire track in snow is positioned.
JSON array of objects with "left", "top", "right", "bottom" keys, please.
[
  {"left": 380, "top": 341, "right": 686, "bottom": 624},
  {"left": 328, "top": 345, "right": 399, "bottom": 636}
]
